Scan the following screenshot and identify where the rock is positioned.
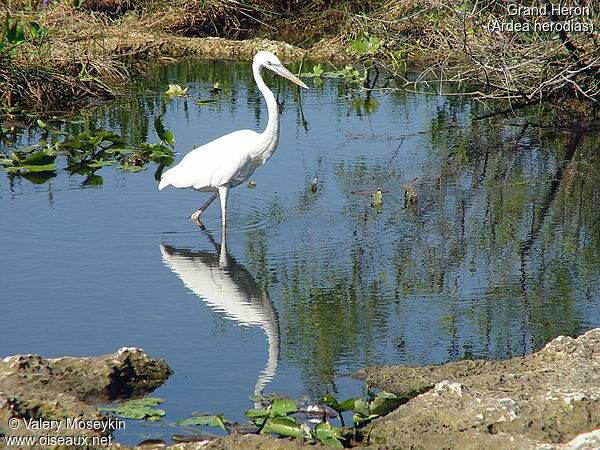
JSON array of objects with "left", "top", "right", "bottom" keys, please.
[
  {"left": 355, "top": 328, "right": 600, "bottom": 449},
  {"left": 0, "top": 348, "right": 171, "bottom": 442},
  {"left": 559, "top": 429, "right": 600, "bottom": 450}
]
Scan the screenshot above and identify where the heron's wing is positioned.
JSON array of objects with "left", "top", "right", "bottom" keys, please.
[{"left": 159, "top": 130, "right": 261, "bottom": 190}]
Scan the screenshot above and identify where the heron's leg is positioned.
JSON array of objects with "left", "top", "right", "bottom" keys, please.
[
  {"left": 218, "top": 185, "right": 229, "bottom": 230},
  {"left": 190, "top": 192, "right": 218, "bottom": 224}
]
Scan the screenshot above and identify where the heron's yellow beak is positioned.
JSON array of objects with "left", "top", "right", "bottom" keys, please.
[{"left": 276, "top": 65, "right": 309, "bottom": 89}]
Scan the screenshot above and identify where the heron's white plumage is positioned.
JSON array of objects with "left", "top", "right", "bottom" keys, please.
[
  {"left": 158, "top": 129, "right": 260, "bottom": 191},
  {"left": 158, "top": 50, "right": 308, "bottom": 228}
]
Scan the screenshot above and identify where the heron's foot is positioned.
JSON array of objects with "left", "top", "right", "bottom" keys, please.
[{"left": 190, "top": 209, "right": 205, "bottom": 227}]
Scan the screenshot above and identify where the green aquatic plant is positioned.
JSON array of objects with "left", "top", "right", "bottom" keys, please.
[
  {"left": 0, "top": 14, "right": 48, "bottom": 57},
  {"left": 176, "top": 413, "right": 229, "bottom": 431},
  {"left": 320, "top": 394, "right": 355, "bottom": 427},
  {"left": 100, "top": 397, "right": 166, "bottom": 421},
  {"left": 96, "top": 388, "right": 402, "bottom": 447},
  {"left": 0, "top": 115, "right": 175, "bottom": 182},
  {"left": 300, "top": 63, "right": 364, "bottom": 85},
  {"left": 300, "top": 64, "right": 324, "bottom": 79},
  {"left": 244, "top": 398, "right": 345, "bottom": 447},
  {"left": 351, "top": 34, "right": 382, "bottom": 56},
  {"left": 0, "top": 148, "right": 57, "bottom": 173},
  {"left": 322, "top": 389, "right": 402, "bottom": 428}
]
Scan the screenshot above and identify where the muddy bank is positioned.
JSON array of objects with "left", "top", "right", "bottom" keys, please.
[{"left": 0, "top": 347, "right": 171, "bottom": 442}]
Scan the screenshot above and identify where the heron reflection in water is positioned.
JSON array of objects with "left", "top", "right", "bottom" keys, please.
[{"left": 160, "top": 230, "right": 279, "bottom": 399}]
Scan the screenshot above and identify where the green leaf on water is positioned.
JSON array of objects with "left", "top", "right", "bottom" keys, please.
[
  {"left": 175, "top": 413, "right": 227, "bottom": 431},
  {"left": 195, "top": 98, "right": 218, "bottom": 106},
  {"left": 21, "top": 150, "right": 56, "bottom": 166},
  {"left": 352, "top": 399, "right": 370, "bottom": 416},
  {"left": 87, "top": 159, "right": 116, "bottom": 168},
  {"left": 338, "top": 398, "right": 357, "bottom": 412},
  {"left": 121, "top": 164, "right": 145, "bottom": 173},
  {"left": 82, "top": 174, "right": 103, "bottom": 186},
  {"left": 23, "top": 171, "right": 56, "bottom": 184},
  {"left": 321, "top": 394, "right": 339, "bottom": 410},
  {"left": 244, "top": 408, "right": 270, "bottom": 419},
  {"left": 314, "top": 422, "right": 344, "bottom": 448},
  {"left": 260, "top": 417, "right": 305, "bottom": 439},
  {"left": 271, "top": 398, "right": 297, "bottom": 417},
  {"left": 300, "top": 64, "right": 324, "bottom": 78},
  {"left": 16, "top": 144, "right": 40, "bottom": 154},
  {"left": 99, "top": 397, "right": 165, "bottom": 421},
  {"left": 5, "top": 163, "right": 56, "bottom": 173}
]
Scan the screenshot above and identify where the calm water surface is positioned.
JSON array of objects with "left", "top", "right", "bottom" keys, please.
[{"left": 1, "top": 60, "right": 599, "bottom": 444}]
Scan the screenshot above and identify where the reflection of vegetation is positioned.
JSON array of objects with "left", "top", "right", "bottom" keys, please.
[
  {"left": 240, "top": 94, "right": 600, "bottom": 397},
  {"left": 3, "top": 60, "right": 599, "bottom": 410}
]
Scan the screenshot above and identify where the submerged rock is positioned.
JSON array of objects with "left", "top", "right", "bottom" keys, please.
[
  {"left": 355, "top": 329, "right": 600, "bottom": 449},
  {"left": 0, "top": 347, "right": 171, "bottom": 441}
]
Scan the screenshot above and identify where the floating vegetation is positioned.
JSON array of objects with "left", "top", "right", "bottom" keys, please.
[
  {"left": 0, "top": 149, "right": 57, "bottom": 174},
  {"left": 0, "top": 115, "right": 175, "bottom": 183},
  {"left": 301, "top": 64, "right": 365, "bottom": 85},
  {"left": 175, "top": 413, "right": 229, "bottom": 431},
  {"left": 109, "top": 389, "right": 402, "bottom": 448},
  {"left": 209, "top": 82, "right": 222, "bottom": 94},
  {"left": 165, "top": 84, "right": 189, "bottom": 97},
  {"left": 95, "top": 388, "right": 402, "bottom": 447},
  {"left": 100, "top": 397, "right": 166, "bottom": 421},
  {"left": 371, "top": 188, "right": 383, "bottom": 212},
  {"left": 194, "top": 98, "right": 218, "bottom": 106}
]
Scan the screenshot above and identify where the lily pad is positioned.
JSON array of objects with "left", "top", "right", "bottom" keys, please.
[
  {"left": 99, "top": 397, "right": 165, "bottom": 421},
  {"left": 314, "top": 422, "right": 344, "bottom": 448},
  {"left": 271, "top": 398, "right": 297, "bottom": 417},
  {"left": 175, "top": 413, "right": 227, "bottom": 431},
  {"left": 260, "top": 417, "right": 305, "bottom": 439}
]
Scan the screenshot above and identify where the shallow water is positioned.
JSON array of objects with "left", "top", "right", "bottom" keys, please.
[{"left": 1, "top": 60, "right": 599, "bottom": 444}]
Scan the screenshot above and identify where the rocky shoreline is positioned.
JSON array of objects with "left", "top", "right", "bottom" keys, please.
[
  {"left": 0, "top": 347, "right": 171, "bottom": 446},
  {"left": 1, "top": 331, "right": 599, "bottom": 449}
]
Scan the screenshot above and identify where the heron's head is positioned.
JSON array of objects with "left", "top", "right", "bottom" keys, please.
[{"left": 254, "top": 51, "right": 309, "bottom": 89}]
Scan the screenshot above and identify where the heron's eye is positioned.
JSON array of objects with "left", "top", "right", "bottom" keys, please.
[{"left": 267, "top": 61, "right": 272, "bottom": 66}]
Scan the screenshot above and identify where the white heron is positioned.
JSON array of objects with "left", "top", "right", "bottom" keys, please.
[{"left": 158, "top": 51, "right": 309, "bottom": 227}]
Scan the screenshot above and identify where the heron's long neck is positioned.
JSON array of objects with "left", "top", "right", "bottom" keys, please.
[{"left": 252, "top": 62, "right": 280, "bottom": 162}]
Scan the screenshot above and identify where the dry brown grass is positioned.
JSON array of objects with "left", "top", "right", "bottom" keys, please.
[
  {"left": 0, "top": 64, "right": 114, "bottom": 112},
  {"left": 2, "top": 0, "right": 598, "bottom": 114}
]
